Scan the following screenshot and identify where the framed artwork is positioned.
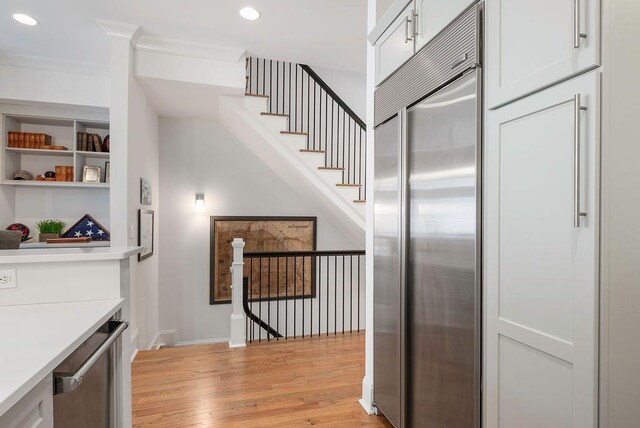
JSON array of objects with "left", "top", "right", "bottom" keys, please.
[
  {"left": 104, "top": 161, "right": 110, "bottom": 183},
  {"left": 210, "top": 216, "right": 317, "bottom": 305},
  {"left": 62, "top": 214, "right": 110, "bottom": 241},
  {"left": 140, "top": 178, "right": 152, "bottom": 205},
  {"left": 138, "top": 209, "right": 154, "bottom": 261},
  {"left": 82, "top": 166, "right": 101, "bottom": 183}
]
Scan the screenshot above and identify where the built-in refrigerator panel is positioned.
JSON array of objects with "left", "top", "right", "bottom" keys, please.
[
  {"left": 406, "top": 71, "right": 480, "bottom": 428},
  {"left": 373, "top": 114, "right": 403, "bottom": 428}
]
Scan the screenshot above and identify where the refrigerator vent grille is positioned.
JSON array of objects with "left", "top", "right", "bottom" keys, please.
[{"left": 374, "top": 4, "right": 480, "bottom": 127}]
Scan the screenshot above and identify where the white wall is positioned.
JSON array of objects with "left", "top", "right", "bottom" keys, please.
[
  {"left": 0, "top": 55, "right": 109, "bottom": 108},
  {"left": 158, "top": 117, "right": 359, "bottom": 344},
  {"left": 127, "top": 77, "right": 160, "bottom": 351},
  {"left": 312, "top": 65, "right": 367, "bottom": 120}
]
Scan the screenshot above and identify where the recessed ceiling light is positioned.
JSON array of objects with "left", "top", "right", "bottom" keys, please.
[
  {"left": 12, "top": 13, "right": 38, "bottom": 26},
  {"left": 240, "top": 7, "right": 260, "bottom": 21}
]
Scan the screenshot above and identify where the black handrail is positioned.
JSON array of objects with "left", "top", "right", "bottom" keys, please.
[
  {"left": 245, "top": 249, "right": 365, "bottom": 258},
  {"left": 242, "top": 278, "right": 283, "bottom": 338},
  {"left": 299, "top": 64, "right": 366, "bottom": 130}
]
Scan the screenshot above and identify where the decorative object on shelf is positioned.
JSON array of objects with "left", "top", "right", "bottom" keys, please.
[
  {"left": 36, "top": 219, "right": 66, "bottom": 242},
  {"left": 195, "top": 193, "right": 205, "bottom": 212},
  {"left": 55, "top": 166, "right": 74, "bottom": 182},
  {"left": 82, "top": 166, "right": 101, "bottom": 183},
  {"left": 8, "top": 132, "right": 52, "bottom": 149},
  {"left": 0, "top": 230, "right": 22, "bottom": 250},
  {"left": 103, "top": 135, "right": 110, "bottom": 152},
  {"left": 210, "top": 216, "right": 317, "bottom": 304},
  {"left": 44, "top": 171, "right": 55, "bottom": 178},
  {"left": 61, "top": 214, "right": 110, "bottom": 241},
  {"left": 6, "top": 223, "right": 30, "bottom": 241},
  {"left": 12, "top": 170, "right": 33, "bottom": 181},
  {"left": 140, "top": 178, "right": 152, "bottom": 205},
  {"left": 105, "top": 162, "right": 110, "bottom": 183},
  {"left": 138, "top": 209, "right": 154, "bottom": 261}
]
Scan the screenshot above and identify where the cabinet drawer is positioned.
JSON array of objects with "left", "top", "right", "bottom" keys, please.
[
  {"left": 0, "top": 375, "right": 53, "bottom": 428},
  {"left": 375, "top": 2, "right": 415, "bottom": 86},
  {"left": 487, "top": 0, "right": 600, "bottom": 108}
]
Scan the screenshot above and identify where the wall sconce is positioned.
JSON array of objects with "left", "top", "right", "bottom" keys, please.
[{"left": 195, "top": 193, "right": 205, "bottom": 212}]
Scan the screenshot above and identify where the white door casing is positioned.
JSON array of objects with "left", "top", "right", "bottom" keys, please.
[
  {"left": 486, "top": 0, "right": 600, "bottom": 108},
  {"left": 485, "top": 71, "right": 600, "bottom": 427}
]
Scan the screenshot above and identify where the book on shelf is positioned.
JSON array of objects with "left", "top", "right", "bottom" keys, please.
[
  {"left": 7, "top": 132, "right": 54, "bottom": 149},
  {"left": 76, "top": 132, "right": 108, "bottom": 153},
  {"left": 54, "top": 166, "right": 74, "bottom": 182}
]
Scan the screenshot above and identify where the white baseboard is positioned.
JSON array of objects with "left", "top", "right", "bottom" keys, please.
[
  {"left": 130, "top": 348, "right": 139, "bottom": 363},
  {"left": 359, "top": 375, "right": 376, "bottom": 415},
  {"left": 153, "top": 329, "right": 177, "bottom": 349},
  {"left": 176, "top": 337, "right": 229, "bottom": 347}
]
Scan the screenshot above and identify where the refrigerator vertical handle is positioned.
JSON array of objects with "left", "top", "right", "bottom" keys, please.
[
  {"left": 574, "top": 94, "right": 588, "bottom": 227},
  {"left": 574, "top": 0, "right": 588, "bottom": 48}
]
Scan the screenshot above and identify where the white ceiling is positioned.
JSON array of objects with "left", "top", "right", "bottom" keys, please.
[{"left": 0, "top": 0, "right": 368, "bottom": 73}]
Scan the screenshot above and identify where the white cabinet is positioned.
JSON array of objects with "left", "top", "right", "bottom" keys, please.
[
  {"left": 375, "top": 2, "right": 415, "bottom": 85},
  {"left": 0, "top": 375, "right": 53, "bottom": 428},
  {"left": 414, "top": 0, "right": 475, "bottom": 51},
  {"left": 487, "top": 0, "right": 600, "bottom": 108},
  {"left": 485, "top": 71, "right": 600, "bottom": 427}
]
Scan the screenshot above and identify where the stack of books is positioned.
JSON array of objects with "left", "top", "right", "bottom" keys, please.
[
  {"left": 7, "top": 132, "right": 55, "bottom": 149},
  {"left": 77, "top": 132, "right": 107, "bottom": 152},
  {"left": 54, "top": 166, "right": 74, "bottom": 182}
]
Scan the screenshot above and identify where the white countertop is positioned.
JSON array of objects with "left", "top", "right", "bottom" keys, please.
[
  {"left": 0, "top": 299, "right": 124, "bottom": 416},
  {"left": 0, "top": 246, "right": 141, "bottom": 264}
]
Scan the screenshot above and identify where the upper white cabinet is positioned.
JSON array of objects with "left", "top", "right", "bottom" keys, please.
[
  {"left": 414, "top": 0, "right": 475, "bottom": 51},
  {"left": 487, "top": 0, "right": 600, "bottom": 108},
  {"left": 485, "top": 71, "right": 600, "bottom": 427},
  {"left": 375, "top": 2, "right": 415, "bottom": 85}
]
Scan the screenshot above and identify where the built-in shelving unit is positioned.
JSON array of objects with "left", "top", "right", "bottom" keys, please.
[{"left": 2, "top": 114, "right": 110, "bottom": 188}]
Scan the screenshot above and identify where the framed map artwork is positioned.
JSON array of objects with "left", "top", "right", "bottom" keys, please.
[{"left": 210, "top": 216, "right": 317, "bottom": 304}]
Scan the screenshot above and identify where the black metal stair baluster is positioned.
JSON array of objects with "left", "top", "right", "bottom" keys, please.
[
  {"left": 307, "top": 72, "right": 311, "bottom": 143},
  {"left": 325, "top": 91, "right": 328, "bottom": 165},
  {"left": 348, "top": 118, "right": 352, "bottom": 185},
  {"left": 250, "top": 258, "right": 254, "bottom": 342},
  {"left": 359, "top": 129, "right": 363, "bottom": 200},
  {"left": 330, "top": 99, "right": 334, "bottom": 168},
  {"left": 295, "top": 65, "right": 298, "bottom": 132},
  {"left": 293, "top": 256, "right": 297, "bottom": 338}
]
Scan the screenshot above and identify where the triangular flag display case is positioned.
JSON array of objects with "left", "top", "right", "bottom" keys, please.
[{"left": 61, "top": 214, "right": 110, "bottom": 241}]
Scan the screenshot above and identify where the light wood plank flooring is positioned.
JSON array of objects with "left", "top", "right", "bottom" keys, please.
[{"left": 132, "top": 333, "right": 391, "bottom": 427}]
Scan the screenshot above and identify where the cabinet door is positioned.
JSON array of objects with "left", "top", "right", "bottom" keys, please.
[
  {"left": 487, "top": 0, "right": 600, "bottom": 108},
  {"left": 485, "top": 71, "right": 599, "bottom": 427},
  {"left": 375, "top": 2, "right": 415, "bottom": 86},
  {"left": 414, "top": 0, "right": 476, "bottom": 51}
]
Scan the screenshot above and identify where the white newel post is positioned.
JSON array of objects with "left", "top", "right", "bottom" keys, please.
[{"left": 229, "top": 238, "right": 247, "bottom": 348}]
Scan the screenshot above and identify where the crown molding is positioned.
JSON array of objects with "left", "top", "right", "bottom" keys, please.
[
  {"left": 96, "top": 19, "right": 141, "bottom": 45},
  {"left": 0, "top": 53, "right": 109, "bottom": 77},
  {"left": 135, "top": 35, "right": 245, "bottom": 63}
]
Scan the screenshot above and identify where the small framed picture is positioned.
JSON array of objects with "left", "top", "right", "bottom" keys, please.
[
  {"left": 138, "top": 209, "right": 154, "bottom": 261},
  {"left": 82, "top": 166, "right": 102, "bottom": 183},
  {"left": 140, "top": 177, "right": 152, "bottom": 205},
  {"left": 105, "top": 162, "right": 110, "bottom": 183}
]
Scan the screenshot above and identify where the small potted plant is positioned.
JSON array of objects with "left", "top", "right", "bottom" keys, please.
[{"left": 36, "top": 220, "right": 66, "bottom": 242}]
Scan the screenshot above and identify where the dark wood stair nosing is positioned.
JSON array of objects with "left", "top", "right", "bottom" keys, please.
[
  {"left": 300, "top": 149, "right": 326, "bottom": 153},
  {"left": 281, "top": 131, "right": 309, "bottom": 136},
  {"left": 261, "top": 112, "right": 289, "bottom": 118},
  {"left": 354, "top": 200, "right": 366, "bottom": 203},
  {"left": 336, "top": 183, "right": 362, "bottom": 188},
  {"left": 245, "top": 93, "right": 269, "bottom": 99},
  {"left": 318, "top": 167, "right": 345, "bottom": 171}
]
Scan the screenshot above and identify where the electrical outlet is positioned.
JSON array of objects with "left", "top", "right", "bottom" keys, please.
[
  {"left": 129, "top": 224, "right": 135, "bottom": 239},
  {"left": 0, "top": 269, "right": 17, "bottom": 289}
]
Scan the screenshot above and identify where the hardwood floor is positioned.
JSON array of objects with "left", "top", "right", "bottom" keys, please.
[{"left": 132, "top": 333, "right": 391, "bottom": 427}]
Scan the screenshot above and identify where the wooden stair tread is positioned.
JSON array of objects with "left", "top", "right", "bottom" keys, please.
[
  {"left": 261, "top": 112, "right": 289, "bottom": 117},
  {"left": 354, "top": 200, "right": 366, "bottom": 203},
  {"left": 336, "top": 183, "right": 362, "bottom": 188},
  {"left": 281, "top": 131, "right": 309, "bottom": 136},
  {"left": 300, "top": 149, "right": 326, "bottom": 153},
  {"left": 319, "top": 167, "right": 345, "bottom": 171},
  {"left": 245, "top": 93, "right": 269, "bottom": 98}
]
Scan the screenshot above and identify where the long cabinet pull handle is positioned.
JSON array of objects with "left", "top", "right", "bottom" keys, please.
[
  {"left": 405, "top": 16, "right": 413, "bottom": 43},
  {"left": 574, "top": 0, "right": 588, "bottom": 48},
  {"left": 574, "top": 94, "right": 588, "bottom": 227},
  {"left": 412, "top": 10, "right": 418, "bottom": 37}
]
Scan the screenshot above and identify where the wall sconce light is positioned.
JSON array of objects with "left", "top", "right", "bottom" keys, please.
[{"left": 195, "top": 193, "right": 205, "bottom": 212}]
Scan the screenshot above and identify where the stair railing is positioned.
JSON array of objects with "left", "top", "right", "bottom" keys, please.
[
  {"left": 246, "top": 57, "right": 367, "bottom": 201},
  {"left": 228, "top": 238, "right": 366, "bottom": 346}
]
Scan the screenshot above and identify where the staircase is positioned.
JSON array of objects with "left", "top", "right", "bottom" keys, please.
[{"left": 218, "top": 58, "right": 367, "bottom": 234}]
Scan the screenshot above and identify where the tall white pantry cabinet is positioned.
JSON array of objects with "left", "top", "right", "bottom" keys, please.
[{"left": 485, "top": 0, "right": 640, "bottom": 427}]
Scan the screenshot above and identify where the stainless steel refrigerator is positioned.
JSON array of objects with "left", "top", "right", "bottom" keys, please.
[{"left": 373, "top": 4, "right": 482, "bottom": 428}]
